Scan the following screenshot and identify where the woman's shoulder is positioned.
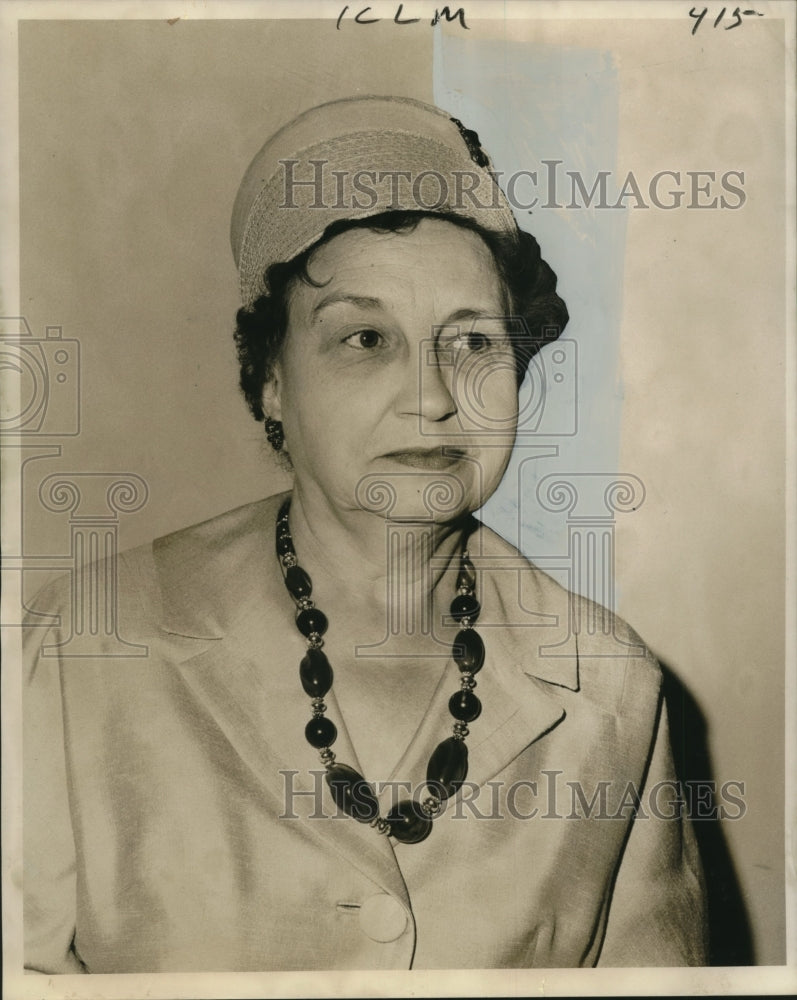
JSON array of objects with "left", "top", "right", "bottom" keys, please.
[
  {"left": 475, "top": 519, "right": 662, "bottom": 716},
  {"left": 151, "top": 492, "right": 288, "bottom": 560},
  {"left": 23, "top": 493, "right": 290, "bottom": 655}
]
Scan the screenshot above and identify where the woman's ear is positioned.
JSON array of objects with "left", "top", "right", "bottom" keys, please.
[{"left": 261, "top": 366, "right": 282, "bottom": 422}]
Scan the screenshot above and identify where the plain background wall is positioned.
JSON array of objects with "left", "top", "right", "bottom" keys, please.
[{"left": 9, "top": 10, "right": 790, "bottom": 970}]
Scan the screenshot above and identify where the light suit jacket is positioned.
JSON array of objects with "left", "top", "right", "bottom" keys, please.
[{"left": 23, "top": 492, "right": 707, "bottom": 973}]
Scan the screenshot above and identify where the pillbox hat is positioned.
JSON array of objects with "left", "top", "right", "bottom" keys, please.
[{"left": 231, "top": 95, "right": 519, "bottom": 307}]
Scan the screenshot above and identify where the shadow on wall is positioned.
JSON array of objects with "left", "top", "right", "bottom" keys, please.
[{"left": 660, "top": 662, "right": 754, "bottom": 966}]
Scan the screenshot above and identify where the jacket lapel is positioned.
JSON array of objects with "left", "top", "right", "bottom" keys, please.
[
  {"left": 468, "top": 526, "right": 579, "bottom": 788},
  {"left": 380, "top": 522, "right": 579, "bottom": 806}
]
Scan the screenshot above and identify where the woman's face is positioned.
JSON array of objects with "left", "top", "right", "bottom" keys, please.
[{"left": 264, "top": 217, "right": 519, "bottom": 522}]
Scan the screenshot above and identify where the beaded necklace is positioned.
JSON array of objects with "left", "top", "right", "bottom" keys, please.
[{"left": 276, "top": 497, "right": 484, "bottom": 845}]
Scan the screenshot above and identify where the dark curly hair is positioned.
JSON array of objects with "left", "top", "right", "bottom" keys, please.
[{"left": 233, "top": 210, "right": 568, "bottom": 423}]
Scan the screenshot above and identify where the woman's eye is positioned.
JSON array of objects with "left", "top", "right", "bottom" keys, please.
[
  {"left": 344, "top": 328, "right": 383, "bottom": 350},
  {"left": 459, "top": 331, "right": 491, "bottom": 352}
]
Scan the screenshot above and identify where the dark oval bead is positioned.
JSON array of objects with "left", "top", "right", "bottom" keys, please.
[
  {"left": 387, "top": 799, "right": 433, "bottom": 844},
  {"left": 276, "top": 533, "right": 294, "bottom": 557},
  {"left": 296, "top": 607, "right": 328, "bottom": 638},
  {"left": 299, "top": 647, "right": 333, "bottom": 697},
  {"left": 285, "top": 565, "right": 312, "bottom": 600},
  {"left": 325, "top": 764, "right": 379, "bottom": 823},
  {"left": 452, "top": 628, "right": 485, "bottom": 673},
  {"left": 448, "top": 689, "right": 482, "bottom": 723},
  {"left": 304, "top": 715, "right": 337, "bottom": 748},
  {"left": 450, "top": 594, "right": 480, "bottom": 622},
  {"left": 426, "top": 736, "right": 469, "bottom": 800},
  {"left": 457, "top": 556, "right": 477, "bottom": 591}
]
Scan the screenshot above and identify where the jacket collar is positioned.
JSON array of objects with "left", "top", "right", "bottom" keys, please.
[{"left": 153, "top": 492, "right": 580, "bottom": 692}]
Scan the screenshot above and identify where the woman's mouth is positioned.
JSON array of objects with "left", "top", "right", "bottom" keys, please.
[{"left": 383, "top": 447, "right": 467, "bottom": 470}]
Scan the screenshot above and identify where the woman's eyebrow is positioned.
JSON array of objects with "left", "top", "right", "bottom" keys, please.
[
  {"left": 312, "top": 293, "right": 383, "bottom": 318},
  {"left": 309, "top": 298, "right": 506, "bottom": 324},
  {"left": 442, "top": 307, "right": 504, "bottom": 325}
]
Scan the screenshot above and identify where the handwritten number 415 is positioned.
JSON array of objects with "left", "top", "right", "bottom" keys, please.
[{"left": 689, "top": 7, "right": 764, "bottom": 34}]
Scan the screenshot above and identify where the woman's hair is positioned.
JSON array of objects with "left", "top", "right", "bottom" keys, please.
[{"left": 233, "top": 210, "right": 568, "bottom": 423}]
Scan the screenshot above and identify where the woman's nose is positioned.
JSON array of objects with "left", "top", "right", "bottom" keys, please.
[{"left": 399, "top": 343, "right": 458, "bottom": 423}]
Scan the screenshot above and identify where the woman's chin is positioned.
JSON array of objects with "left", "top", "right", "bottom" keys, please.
[{"left": 349, "top": 466, "right": 480, "bottom": 523}]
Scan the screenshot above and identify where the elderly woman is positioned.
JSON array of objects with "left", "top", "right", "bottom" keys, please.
[{"left": 23, "top": 96, "right": 706, "bottom": 973}]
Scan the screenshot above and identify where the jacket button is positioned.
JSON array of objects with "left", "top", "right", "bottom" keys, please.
[{"left": 358, "top": 893, "right": 409, "bottom": 942}]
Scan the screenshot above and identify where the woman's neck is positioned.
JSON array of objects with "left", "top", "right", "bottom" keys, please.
[{"left": 284, "top": 481, "right": 475, "bottom": 646}]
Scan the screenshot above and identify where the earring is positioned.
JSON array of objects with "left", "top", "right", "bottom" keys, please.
[{"left": 264, "top": 417, "right": 284, "bottom": 452}]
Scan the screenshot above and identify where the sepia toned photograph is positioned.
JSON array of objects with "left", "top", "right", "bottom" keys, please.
[{"left": 1, "top": 1, "right": 794, "bottom": 996}]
